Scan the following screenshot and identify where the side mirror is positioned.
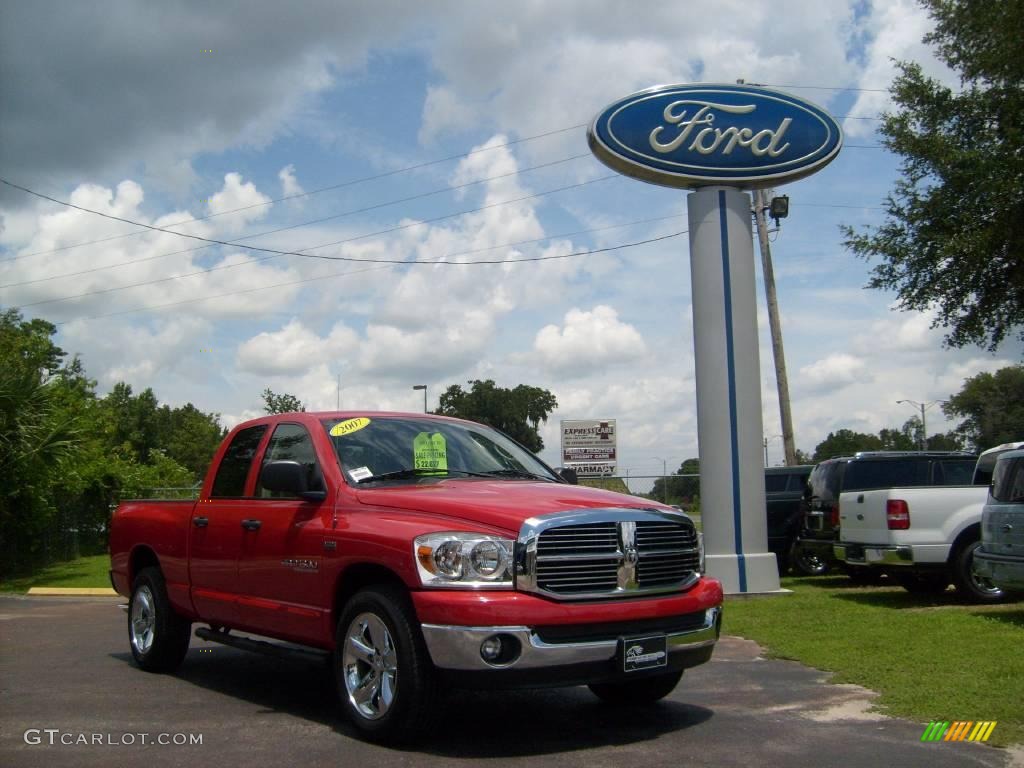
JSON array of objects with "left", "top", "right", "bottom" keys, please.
[
  {"left": 260, "top": 460, "right": 326, "bottom": 501},
  {"left": 557, "top": 467, "right": 578, "bottom": 485}
]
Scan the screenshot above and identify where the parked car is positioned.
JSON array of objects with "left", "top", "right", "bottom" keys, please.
[
  {"left": 110, "top": 411, "right": 722, "bottom": 743},
  {"left": 833, "top": 443, "right": 1021, "bottom": 601},
  {"left": 794, "top": 451, "right": 978, "bottom": 577},
  {"left": 973, "top": 447, "right": 1024, "bottom": 594},
  {"left": 764, "top": 465, "right": 813, "bottom": 574}
]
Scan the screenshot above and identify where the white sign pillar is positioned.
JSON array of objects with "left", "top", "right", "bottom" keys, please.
[{"left": 688, "top": 186, "right": 780, "bottom": 593}]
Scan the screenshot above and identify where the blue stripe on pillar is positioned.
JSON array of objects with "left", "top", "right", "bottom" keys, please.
[{"left": 718, "top": 190, "right": 747, "bottom": 592}]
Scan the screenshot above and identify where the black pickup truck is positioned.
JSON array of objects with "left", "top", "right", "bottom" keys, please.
[{"left": 765, "top": 465, "right": 814, "bottom": 574}]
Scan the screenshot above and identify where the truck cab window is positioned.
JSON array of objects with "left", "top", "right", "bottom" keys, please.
[
  {"left": 210, "top": 425, "right": 268, "bottom": 497},
  {"left": 258, "top": 423, "right": 325, "bottom": 498}
]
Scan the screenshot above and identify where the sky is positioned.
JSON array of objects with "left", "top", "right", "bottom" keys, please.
[{"left": 1, "top": 0, "right": 1019, "bottom": 490}]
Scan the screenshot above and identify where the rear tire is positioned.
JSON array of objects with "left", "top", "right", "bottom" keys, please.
[
  {"left": 952, "top": 540, "right": 1005, "bottom": 603},
  {"left": 129, "top": 567, "right": 191, "bottom": 672},
  {"left": 335, "top": 586, "right": 437, "bottom": 743},
  {"left": 588, "top": 670, "right": 683, "bottom": 704}
]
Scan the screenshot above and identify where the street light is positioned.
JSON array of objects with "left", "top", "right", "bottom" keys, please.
[
  {"left": 412, "top": 384, "right": 427, "bottom": 413},
  {"left": 651, "top": 456, "right": 668, "bottom": 503},
  {"left": 763, "top": 434, "right": 783, "bottom": 467},
  {"left": 896, "top": 399, "right": 944, "bottom": 450}
]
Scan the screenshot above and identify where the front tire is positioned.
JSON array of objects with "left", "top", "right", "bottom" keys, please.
[
  {"left": 129, "top": 567, "right": 191, "bottom": 672},
  {"left": 790, "top": 540, "right": 830, "bottom": 576},
  {"left": 335, "top": 586, "right": 437, "bottom": 743},
  {"left": 588, "top": 670, "right": 683, "bottom": 704},
  {"left": 952, "top": 540, "right": 1005, "bottom": 603}
]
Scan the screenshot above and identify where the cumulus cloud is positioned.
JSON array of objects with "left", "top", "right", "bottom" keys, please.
[
  {"left": 207, "top": 173, "right": 271, "bottom": 234},
  {"left": 844, "top": 0, "right": 958, "bottom": 137},
  {"left": 798, "top": 353, "right": 870, "bottom": 393},
  {"left": 533, "top": 305, "right": 647, "bottom": 376},
  {"left": 278, "top": 165, "right": 305, "bottom": 201},
  {"left": 236, "top": 319, "right": 359, "bottom": 376}
]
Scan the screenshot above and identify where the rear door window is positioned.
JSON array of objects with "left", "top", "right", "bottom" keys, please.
[
  {"left": 992, "top": 458, "right": 1024, "bottom": 503},
  {"left": 211, "top": 425, "right": 268, "bottom": 497},
  {"left": 806, "top": 463, "right": 842, "bottom": 508},
  {"left": 843, "top": 459, "right": 928, "bottom": 491},
  {"left": 765, "top": 474, "right": 788, "bottom": 493},
  {"left": 932, "top": 459, "right": 976, "bottom": 486}
]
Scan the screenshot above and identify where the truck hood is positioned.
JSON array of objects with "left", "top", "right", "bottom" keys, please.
[{"left": 354, "top": 480, "right": 667, "bottom": 533}]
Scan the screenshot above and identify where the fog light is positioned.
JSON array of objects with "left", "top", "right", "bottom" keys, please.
[{"left": 480, "top": 636, "right": 503, "bottom": 661}]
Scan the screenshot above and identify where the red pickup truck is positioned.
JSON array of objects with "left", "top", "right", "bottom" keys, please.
[{"left": 110, "top": 411, "right": 722, "bottom": 742}]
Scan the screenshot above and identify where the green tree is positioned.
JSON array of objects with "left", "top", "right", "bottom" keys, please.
[
  {"left": 0, "top": 310, "right": 82, "bottom": 573},
  {"left": 943, "top": 365, "right": 1024, "bottom": 450},
  {"left": 842, "top": 0, "right": 1024, "bottom": 350},
  {"left": 812, "top": 430, "right": 884, "bottom": 462},
  {"left": 651, "top": 458, "right": 700, "bottom": 505},
  {"left": 157, "top": 403, "right": 225, "bottom": 479},
  {"left": 262, "top": 388, "right": 305, "bottom": 414},
  {"left": 435, "top": 379, "right": 557, "bottom": 452}
]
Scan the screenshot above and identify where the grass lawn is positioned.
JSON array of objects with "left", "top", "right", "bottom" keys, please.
[
  {"left": 723, "top": 575, "right": 1024, "bottom": 746},
  {"left": 0, "top": 554, "right": 111, "bottom": 593}
]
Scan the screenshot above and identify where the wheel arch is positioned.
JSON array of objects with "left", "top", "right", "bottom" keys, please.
[
  {"left": 129, "top": 545, "right": 160, "bottom": 585},
  {"left": 948, "top": 522, "right": 981, "bottom": 564},
  {"left": 332, "top": 563, "right": 409, "bottom": 631}
]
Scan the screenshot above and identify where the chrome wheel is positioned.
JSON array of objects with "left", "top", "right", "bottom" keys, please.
[
  {"left": 969, "top": 557, "right": 1003, "bottom": 598},
  {"left": 130, "top": 585, "right": 156, "bottom": 655},
  {"left": 342, "top": 612, "right": 398, "bottom": 721}
]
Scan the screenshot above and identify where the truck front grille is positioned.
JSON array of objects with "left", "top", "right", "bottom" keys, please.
[{"left": 519, "top": 511, "right": 701, "bottom": 600}]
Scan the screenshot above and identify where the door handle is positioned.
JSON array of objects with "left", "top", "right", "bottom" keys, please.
[
  {"left": 193, "top": 516, "right": 209, "bottom": 528},
  {"left": 241, "top": 519, "right": 262, "bottom": 531}
]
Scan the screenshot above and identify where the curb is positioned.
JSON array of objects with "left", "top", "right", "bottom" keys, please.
[{"left": 26, "top": 587, "right": 118, "bottom": 597}]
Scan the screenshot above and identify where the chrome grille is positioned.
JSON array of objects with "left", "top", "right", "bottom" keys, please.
[{"left": 520, "top": 510, "right": 700, "bottom": 600}]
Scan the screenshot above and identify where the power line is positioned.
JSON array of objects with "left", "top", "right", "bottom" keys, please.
[
  {"left": 6, "top": 123, "right": 588, "bottom": 262},
  {"left": 761, "top": 83, "right": 889, "bottom": 93},
  {"left": 0, "top": 152, "right": 595, "bottom": 288},
  {"left": 2, "top": 173, "right": 629, "bottom": 306},
  {"left": 52, "top": 231, "right": 686, "bottom": 325},
  {"left": 16, "top": 212, "right": 684, "bottom": 308},
  {"left": 0, "top": 174, "right": 618, "bottom": 265}
]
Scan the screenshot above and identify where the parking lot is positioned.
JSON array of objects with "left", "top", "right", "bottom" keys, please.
[{"left": 0, "top": 595, "right": 1017, "bottom": 768}]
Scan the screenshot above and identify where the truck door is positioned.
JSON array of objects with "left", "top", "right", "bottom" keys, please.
[
  {"left": 237, "top": 422, "right": 328, "bottom": 644},
  {"left": 189, "top": 423, "right": 268, "bottom": 626}
]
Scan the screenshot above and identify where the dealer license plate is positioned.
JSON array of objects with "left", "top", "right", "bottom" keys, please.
[{"left": 621, "top": 634, "right": 668, "bottom": 673}]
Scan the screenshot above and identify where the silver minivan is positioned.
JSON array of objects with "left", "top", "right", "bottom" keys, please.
[{"left": 975, "top": 448, "right": 1024, "bottom": 593}]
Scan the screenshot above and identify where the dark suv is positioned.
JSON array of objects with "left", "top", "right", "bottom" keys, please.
[
  {"left": 765, "top": 465, "right": 814, "bottom": 574},
  {"left": 794, "top": 451, "right": 978, "bottom": 576}
]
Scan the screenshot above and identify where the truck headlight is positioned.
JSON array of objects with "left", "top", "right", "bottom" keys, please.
[{"left": 414, "top": 533, "right": 514, "bottom": 589}]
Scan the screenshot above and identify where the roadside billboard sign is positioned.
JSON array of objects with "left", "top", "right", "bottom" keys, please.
[{"left": 561, "top": 420, "right": 616, "bottom": 476}]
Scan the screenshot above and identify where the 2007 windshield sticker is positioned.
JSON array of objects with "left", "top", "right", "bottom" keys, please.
[
  {"left": 413, "top": 432, "right": 448, "bottom": 473},
  {"left": 330, "top": 417, "right": 371, "bottom": 437}
]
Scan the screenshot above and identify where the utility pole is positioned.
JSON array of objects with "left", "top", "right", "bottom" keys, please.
[
  {"left": 753, "top": 187, "right": 797, "bottom": 466},
  {"left": 897, "top": 399, "right": 942, "bottom": 450}
]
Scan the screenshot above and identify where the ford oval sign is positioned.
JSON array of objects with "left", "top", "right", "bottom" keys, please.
[{"left": 588, "top": 83, "right": 842, "bottom": 189}]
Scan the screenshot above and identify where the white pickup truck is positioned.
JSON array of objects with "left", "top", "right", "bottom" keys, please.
[{"left": 833, "top": 443, "right": 1023, "bottom": 602}]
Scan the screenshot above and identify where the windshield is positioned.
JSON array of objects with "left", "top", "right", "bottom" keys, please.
[{"left": 321, "top": 415, "right": 560, "bottom": 486}]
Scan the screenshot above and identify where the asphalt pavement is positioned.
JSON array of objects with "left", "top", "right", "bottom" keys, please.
[{"left": 0, "top": 595, "right": 1018, "bottom": 768}]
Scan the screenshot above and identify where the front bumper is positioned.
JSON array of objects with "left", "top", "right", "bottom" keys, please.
[
  {"left": 973, "top": 550, "right": 1024, "bottom": 591},
  {"left": 422, "top": 605, "right": 721, "bottom": 672},
  {"left": 834, "top": 542, "right": 913, "bottom": 566}
]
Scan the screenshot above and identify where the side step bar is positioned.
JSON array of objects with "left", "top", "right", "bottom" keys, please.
[{"left": 194, "top": 627, "right": 329, "bottom": 662}]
